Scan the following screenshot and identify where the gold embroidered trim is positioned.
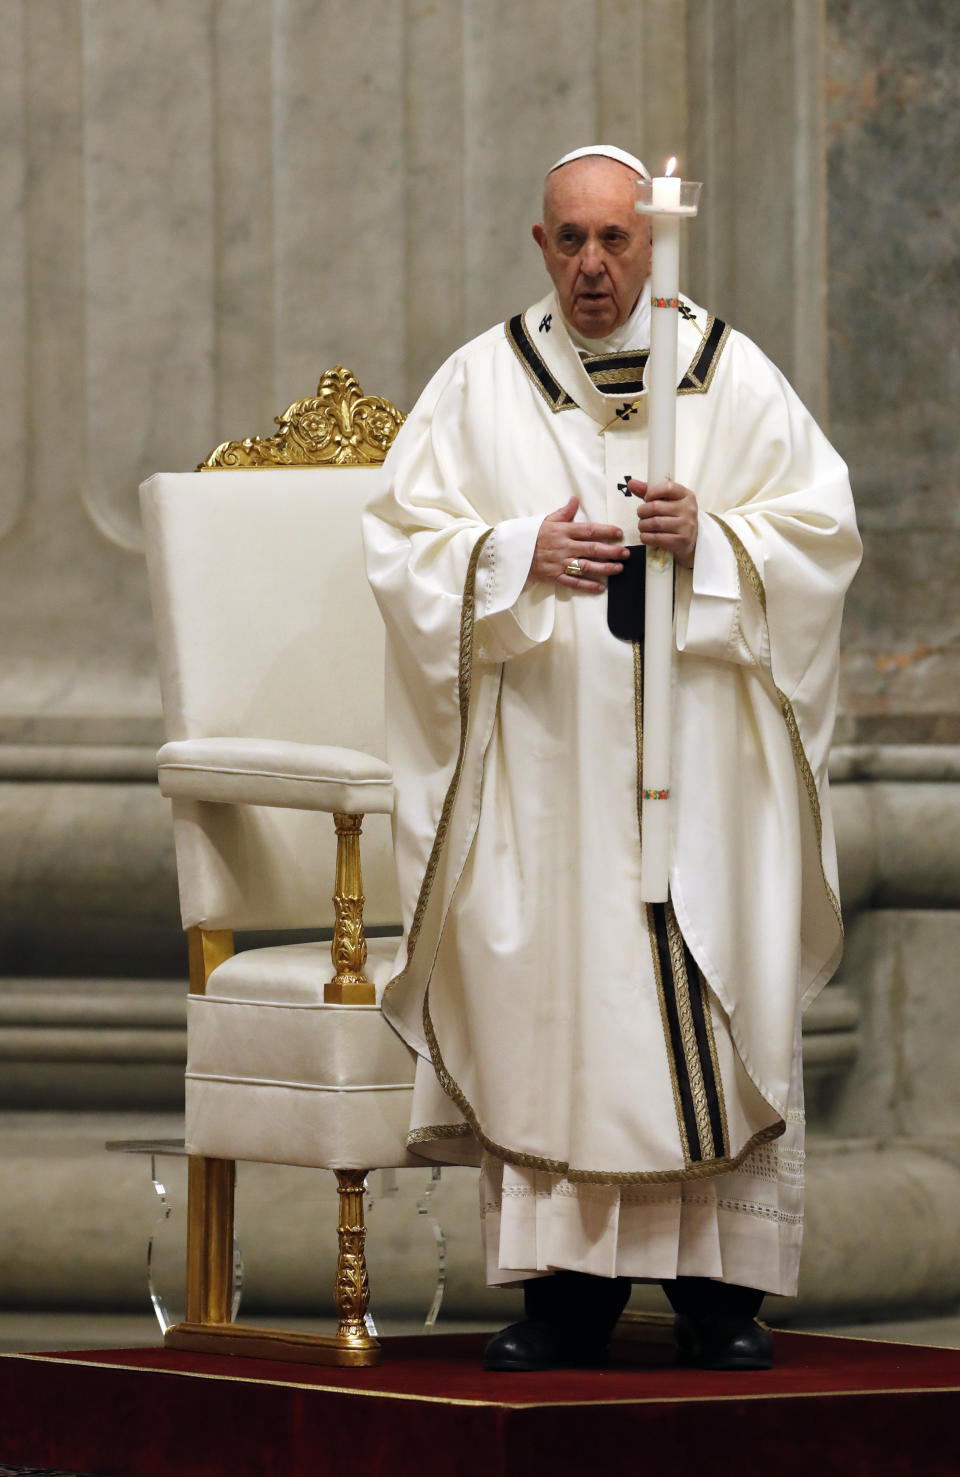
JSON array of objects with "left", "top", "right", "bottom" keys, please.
[
  {"left": 665, "top": 903, "right": 715, "bottom": 1160},
  {"left": 408, "top": 1096, "right": 785, "bottom": 1185},
  {"left": 633, "top": 641, "right": 644, "bottom": 841},
  {"left": 698, "top": 972, "right": 731, "bottom": 1153},
  {"left": 406, "top": 1123, "right": 473, "bottom": 1147},
  {"left": 590, "top": 365, "right": 648, "bottom": 388},
  {"left": 579, "top": 348, "right": 651, "bottom": 369},
  {"left": 710, "top": 516, "right": 843, "bottom": 933},
  {"left": 383, "top": 528, "right": 494, "bottom": 1002}
]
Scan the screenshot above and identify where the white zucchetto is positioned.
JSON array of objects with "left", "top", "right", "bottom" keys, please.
[{"left": 545, "top": 144, "right": 651, "bottom": 182}]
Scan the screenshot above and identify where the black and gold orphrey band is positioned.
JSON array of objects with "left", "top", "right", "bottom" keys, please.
[
  {"left": 504, "top": 314, "right": 577, "bottom": 412},
  {"left": 504, "top": 306, "right": 731, "bottom": 415},
  {"left": 649, "top": 900, "right": 729, "bottom": 1166},
  {"left": 632, "top": 642, "right": 728, "bottom": 1169}
]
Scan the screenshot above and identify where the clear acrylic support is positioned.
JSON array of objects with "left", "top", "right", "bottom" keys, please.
[
  {"left": 363, "top": 1171, "right": 388, "bottom": 1337},
  {"left": 145, "top": 1152, "right": 176, "bottom": 1333},
  {"left": 107, "top": 1139, "right": 243, "bottom": 1336},
  {"left": 362, "top": 1165, "right": 448, "bottom": 1335},
  {"left": 417, "top": 1167, "right": 447, "bottom": 1332}
]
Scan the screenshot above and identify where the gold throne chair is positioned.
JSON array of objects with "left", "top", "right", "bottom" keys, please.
[{"left": 140, "top": 369, "right": 423, "bottom": 1367}]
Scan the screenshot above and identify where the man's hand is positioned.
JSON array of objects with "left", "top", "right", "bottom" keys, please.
[
  {"left": 629, "top": 477, "right": 698, "bottom": 569},
  {"left": 528, "top": 497, "right": 629, "bottom": 594}
]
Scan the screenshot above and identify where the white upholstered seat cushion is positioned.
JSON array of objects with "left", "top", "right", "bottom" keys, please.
[
  {"left": 202, "top": 935, "right": 398, "bottom": 1000},
  {"left": 185, "top": 938, "right": 421, "bottom": 1169},
  {"left": 157, "top": 737, "right": 394, "bottom": 814}
]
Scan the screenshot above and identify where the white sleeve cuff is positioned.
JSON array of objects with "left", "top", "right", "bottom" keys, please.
[
  {"left": 474, "top": 516, "right": 556, "bottom": 661},
  {"left": 691, "top": 511, "right": 742, "bottom": 599},
  {"left": 675, "top": 513, "right": 740, "bottom": 659}
]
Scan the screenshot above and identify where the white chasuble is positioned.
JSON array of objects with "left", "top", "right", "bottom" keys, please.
[{"left": 362, "top": 289, "right": 860, "bottom": 1295}]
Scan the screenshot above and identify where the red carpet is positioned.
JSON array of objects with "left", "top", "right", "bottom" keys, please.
[{"left": 2, "top": 1330, "right": 959, "bottom": 1476}]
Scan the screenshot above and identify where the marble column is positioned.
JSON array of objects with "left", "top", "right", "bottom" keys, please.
[
  {"left": 685, "top": 0, "right": 826, "bottom": 420},
  {"left": 826, "top": 0, "right": 960, "bottom": 740}
]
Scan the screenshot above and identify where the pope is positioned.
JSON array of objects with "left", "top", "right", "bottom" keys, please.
[{"left": 363, "top": 144, "right": 861, "bottom": 1372}]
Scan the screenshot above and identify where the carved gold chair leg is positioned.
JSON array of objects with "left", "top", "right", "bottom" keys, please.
[
  {"left": 326, "top": 813, "right": 376, "bottom": 1005},
  {"left": 334, "top": 1169, "right": 374, "bottom": 1343},
  {"left": 165, "top": 1166, "right": 381, "bottom": 1367}
]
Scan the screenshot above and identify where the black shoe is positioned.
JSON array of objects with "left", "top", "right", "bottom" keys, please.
[
  {"left": 483, "top": 1272, "right": 631, "bottom": 1372},
  {"left": 674, "top": 1312, "right": 773, "bottom": 1370},
  {"left": 483, "top": 1318, "right": 610, "bottom": 1372}
]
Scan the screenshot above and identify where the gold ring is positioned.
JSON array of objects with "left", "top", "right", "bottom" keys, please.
[{"left": 563, "top": 559, "right": 583, "bottom": 577}]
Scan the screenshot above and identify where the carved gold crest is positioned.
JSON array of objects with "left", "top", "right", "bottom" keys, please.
[{"left": 199, "top": 366, "right": 405, "bottom": 470}]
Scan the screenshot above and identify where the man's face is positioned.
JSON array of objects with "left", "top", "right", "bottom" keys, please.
[{"left": 532, "top": 157, "right": 652, "bottom": 338}]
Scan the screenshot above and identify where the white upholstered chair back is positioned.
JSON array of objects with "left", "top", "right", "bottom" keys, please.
[{"left": 141, "top": 467, "right": 400, "bottom": 931}]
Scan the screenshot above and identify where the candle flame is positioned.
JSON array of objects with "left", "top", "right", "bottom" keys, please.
[{"left": 664, "top": 156, "right": 677, "bottom": 177}]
